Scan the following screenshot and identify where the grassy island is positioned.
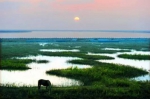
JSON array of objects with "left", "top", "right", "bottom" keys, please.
[
  {"left": 118, "top": 54, "right": 150, "bottom": 60},
  {"left": 0, "top": 59, "right": 35, "bottom": 70}
]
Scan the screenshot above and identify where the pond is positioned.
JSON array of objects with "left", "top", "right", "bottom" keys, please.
[
  {"left": 88, "top": 49, "right": 150, "bottom": 81},
  {"left": 0, "top": 55, "right": 90, "bottom": 87}
]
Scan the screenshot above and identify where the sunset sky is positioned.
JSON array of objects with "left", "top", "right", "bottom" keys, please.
[{"left": 0, "top": 0, "right": 150, "bottom": 30}]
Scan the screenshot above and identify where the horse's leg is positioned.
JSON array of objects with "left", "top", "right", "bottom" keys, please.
[
  {"left": 38, "top": 85, "right": 41, "bottom": 90},
  {"left": 38, "top": 83, "right": 41, "bottom": 90}
]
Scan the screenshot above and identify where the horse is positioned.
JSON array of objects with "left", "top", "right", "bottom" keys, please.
[{"left": 38, "top": 79, "right": 51, "bottom": 92}]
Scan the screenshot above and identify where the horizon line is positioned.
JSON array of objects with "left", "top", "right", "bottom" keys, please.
[{"left": 0, "top": 30, "right": 150, "bottom": 33}]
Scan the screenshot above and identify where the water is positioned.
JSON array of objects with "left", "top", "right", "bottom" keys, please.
[
  {"left": 101, "top": 48, "right": 129, "bottom": 51},
  {"left": 39, "top": 43, "right": 48, "bottom": 46},
  {"left": 1, "top": 70, "right": 82, "bottom": 87},
  {"left": 88, "top": 49, "right": 150, "bottom": 81},
  {"left": 40, "top": 49, "right": 80, "bottom": 52},
  {"left": 0, "top": 55, "right": 90, "bottom": 87},
  {"left": 133, "top": 73, "right": 150, "bottom": 81}
]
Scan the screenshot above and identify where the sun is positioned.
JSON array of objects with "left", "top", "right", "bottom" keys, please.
[{"left": 74, "top": 17, "right": 80, "bottom": 21}]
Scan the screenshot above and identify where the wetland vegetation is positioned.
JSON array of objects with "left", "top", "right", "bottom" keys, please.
[
  {"left": 0, "top": 59, "right": 35, "bottom": 70},
  {"left": 0, "top": 81, "right": 150, "bottom": 99},
  {"left": 40, "top": 52, "right": 114, "bottom": 60},
  {"left": 0, "top": 38, "right": 150, "bottom": 99},
  {"left": 118, "top": 54, "right": 150, "bottom": 60},
  {"left": 47, "top": 58, "right": 148, "bottom": 85}
]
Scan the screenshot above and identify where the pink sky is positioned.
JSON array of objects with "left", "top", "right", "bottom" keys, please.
[{"left": 0, "top": 0, "right": 150, "bottom": 30}]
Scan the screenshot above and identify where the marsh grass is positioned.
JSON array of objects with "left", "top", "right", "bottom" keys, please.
[
  {"left": 118, "top": 54, "right": 150, "bottom": 60},
  {"left": 45, "top": 61, "right": 149, "bottom": 99},
  {"left": 1, "top": 41, "right": 149, "bottom": 60},
  {"left": 0, "top": 81, "right": 150, "bottom": 99},
  {"left": 68, "top": 59, "right": 148, "bottom": 77},
  {"left": 46, "top": 64, "right": 148, "bottom": 85},
  {"left": 40, "top": 52, "right": 114, "bottom": 60},
  {"left": 1, "top": 42, "right": 41, "bottom": 59},
  {"left": 0, "top": 59, "right": 36, "bottom": 70}
]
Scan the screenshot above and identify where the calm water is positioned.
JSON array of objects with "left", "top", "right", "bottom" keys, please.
[
  {"left": 1, "top": 54, "right": 90, "bottom": 87},
  {"left": 0, "top": 48, "right": 149, "bottom": 86},
  {"left": 0, "top": 30, "right": 150, "bottom": 38}
]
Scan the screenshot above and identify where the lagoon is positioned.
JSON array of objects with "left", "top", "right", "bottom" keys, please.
[{"left": 0, "top": 56, "right": 90, "bottom": 87}]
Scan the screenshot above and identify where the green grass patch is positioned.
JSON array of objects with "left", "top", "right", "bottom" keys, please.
[
  {"left": 0, "top": 82, "right": 150, "bottom": 99},
  {"left": 40, "top": 52, "right": 114, "bottom": 60},
  {"left": 1, "top": 42, "right": 41, "bottom": 59},
  {"left": 0, "top": 59, "right": 35, "bottom": 70},
  {"left": 67, "top": 59, "right": 148, "bottom": 78},
  {"left": 118, "top": 54, "right": 150, "bottom": 60},
  {"left": 45, "top": 61, "right": 149, "bottom": 99}
]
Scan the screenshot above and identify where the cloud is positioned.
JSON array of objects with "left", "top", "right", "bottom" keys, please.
[{"left": 56, "top": 0, "right": 94, "bottom": 4}]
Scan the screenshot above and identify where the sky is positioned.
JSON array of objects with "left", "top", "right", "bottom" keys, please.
[{"left": 0, "top": 0, "right": 150, "bottom": 30}]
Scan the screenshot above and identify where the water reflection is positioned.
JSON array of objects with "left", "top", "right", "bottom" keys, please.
[
  {"left": 0, "top": 56, "right": 90, "bottom": 86},
  {"left": 1, "top": 70, "right": 83, "bottom": 87},
  {"left": 132, "top": 73, "right": 150, "bottom": 81}
]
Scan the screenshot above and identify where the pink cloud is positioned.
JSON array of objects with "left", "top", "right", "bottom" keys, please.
[
  {"left": 50, "top": 0, "right": 123, "bottom": 13},
  {"left": 51, "top": 0, "right": 150, "bottom": 14}
]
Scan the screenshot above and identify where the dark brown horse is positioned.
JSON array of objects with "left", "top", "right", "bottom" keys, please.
[{"left": 38, "top": 79, "right": 51, "bottom": 91}]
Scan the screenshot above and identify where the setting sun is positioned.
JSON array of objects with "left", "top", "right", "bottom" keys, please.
[{"left": 74, "top": 17, "right": 80, "bottom": 21}]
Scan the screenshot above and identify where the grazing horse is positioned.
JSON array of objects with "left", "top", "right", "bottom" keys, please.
[{"left": 38, "top": 79, "right": 51, "bottom": 91}]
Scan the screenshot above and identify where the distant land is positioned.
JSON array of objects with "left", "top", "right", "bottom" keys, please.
[
  {"left": 0, "top": 30, "right": 32, "bottom": 33},
  {"left": 0, "top": 38, "right": 149, "bottom": 43}
]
